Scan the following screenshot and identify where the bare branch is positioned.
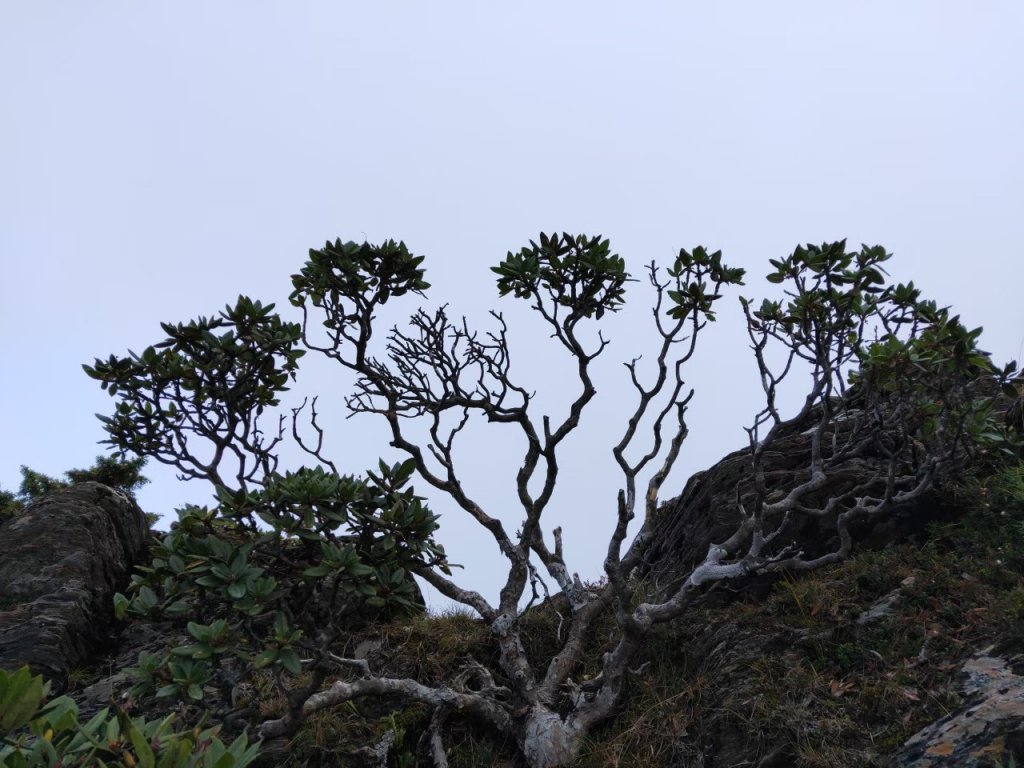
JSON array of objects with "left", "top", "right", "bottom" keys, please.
[
  {"left": 291, "top": 396, "right": 340, "bottom": 475},
  {"left": 258, "top": 675, "right": 513, "bottom": 740}
]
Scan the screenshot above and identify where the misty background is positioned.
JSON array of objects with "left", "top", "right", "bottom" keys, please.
[{"left": 2, "top": 3, "right": 1022, "bottom": 610}]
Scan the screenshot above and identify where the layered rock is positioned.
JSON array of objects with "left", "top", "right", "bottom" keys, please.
[
  {"left": 645, "top": 380, "right": 1022, "bottom": 586},
  {"left": 0, "top": 482, "right": 149, "bottom": 689},
  {"left": 644, "top": 413, "right": 939, "bottom": 592},
  {"left": 894, "top": 654, "right": 1024, "bottom": 767}
]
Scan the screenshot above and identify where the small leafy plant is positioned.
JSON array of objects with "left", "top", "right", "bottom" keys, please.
[
  {"left": 83, "top": 290, "right": 448, "bottom": 720},
  {"left": 0, "top": 665, "right": 260, "bottom": 768}
]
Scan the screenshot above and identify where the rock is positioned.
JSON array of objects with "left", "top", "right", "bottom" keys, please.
[
  {"left": 893, "top": 653, "right": 1024, "bottom": 767},
  {"left": 857, "top": 590, "right": 902, "bottom": 626},
  {"left": 72, "top": 620, "right": 190, "bottom": 716},
  {"left": 856, "top": 575, "right": 917, "bottom": 626},
  {"left": 0, "top": 482, "right": 149, "bottom": 689},
  {"left": 645, "top": 381, "right": 1021, "bottom": 588},
  {"left": 643, "top": 408, "right": 939, "bottom": 590},
  {"left": 668, "top": 617, "right": 808, "bottom": 767}
]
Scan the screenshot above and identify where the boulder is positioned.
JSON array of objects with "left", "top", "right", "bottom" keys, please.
[
  {"left": 0, "top": 482, "right": 149, "bottom": 689},
  {"left": 894, "top": 653, "right": 1024, "bottom": 767},
  {"left": 643, "top": 410, "right": 939, "bottom": 591},
  {"left": 644, "top": 380, "right": 1021, "bottom": 587}
]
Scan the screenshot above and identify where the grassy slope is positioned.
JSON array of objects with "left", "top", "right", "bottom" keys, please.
[{"left": 60, "top": 459, "right": 1024, "bottom": 767}]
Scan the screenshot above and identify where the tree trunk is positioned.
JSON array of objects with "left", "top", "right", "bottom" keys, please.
[{"left": 518, "top": 706, "right": 585, "bottom": 768}]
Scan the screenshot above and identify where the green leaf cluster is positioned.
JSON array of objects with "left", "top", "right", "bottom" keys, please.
[
  {"left": 492, "top": 232, "right": 629, "bottom": 320},
  {"left": 0, "top": 457, "right": 148, "bottom": 524},
  {"left": 0, "top": 666, "right": 260, "bottom": 767},
  {"left": 289, "top": 239, "right": 429, "bottom": 338},
  {"left": 665, "top": 246, "right": 745, "bottom": 322},
  {"left": 747, "top": 239, "right": 1020, "bottom": 459},
  {"left": 115, "top": 463, "right": 444, "bottom": 704},
  {"left": 83, "top": 297, "right": 302, "bottom": 484},
  {"left": 296, "top": 238, "right": 429, "bottom": 305},
  {"left": 85, "top": 267, "right": 448, "bottom": 716},
  {"left": 752, "top": 240, "right": 891, "bottom": 339},
  {"left": 855, "top": 307, "right": 1020, "bottom": 457}
]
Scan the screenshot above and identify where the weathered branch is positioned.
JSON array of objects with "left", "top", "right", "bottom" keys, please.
[{"left": 258, "top": 675, "right": 513, "bottom": 740}]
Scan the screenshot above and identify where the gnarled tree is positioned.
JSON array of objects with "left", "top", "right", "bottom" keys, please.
[
  {"left": 86, "top": 297, "right": 448, "bottom": 735},
  {"left": 91, "top": 234, "right": 1015, "bottom": 767}
]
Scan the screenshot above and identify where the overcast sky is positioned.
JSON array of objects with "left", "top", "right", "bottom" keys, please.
[{"left": 2, "top": 3, "right": 1022, "bottom": 610}]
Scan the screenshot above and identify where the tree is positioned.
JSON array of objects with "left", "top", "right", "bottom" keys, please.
[
  {"left": 87, "top": 234, "right": 1016, "bottom": 767},
  {"left": 85, "top": 296, "right": 447, "bottom": 738},
  {"left": 0, "top": 455, "right": 148, "bottom": 523}
]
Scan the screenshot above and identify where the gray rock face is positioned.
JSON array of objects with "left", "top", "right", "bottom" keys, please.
[
  {"left": 645, "top": 381, "right": 1020, "bottom": 587},
  {"left": 857, "top": 576, "right": 916, "bottom": 627},
  {"left": 0, "top": 482, "right": 149, "bottom": 689},
  {"left": 894, "top": 654, "right": 1024, "bottom": 767},
  {"left": 643, "top": 412, "right": 934, "bottom": 589}
]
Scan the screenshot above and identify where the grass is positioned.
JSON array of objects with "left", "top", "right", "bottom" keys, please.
[
  {"left": 244, "top": 458, "right": 1024, "bottom": 767},
  {"left": 575, "top": 459, "right": 1024, "bottom": 767}
]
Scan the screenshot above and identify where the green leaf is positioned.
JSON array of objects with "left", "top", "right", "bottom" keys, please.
[
  {"left": 254, "top": 649, "right": 278, "bottom": 668},
  {"left": 302, "top": 565, "right": 332, "bottom": 578},
  {"left": 0, "top": 666, "right": 44, "bottom": 731},
  {"left": 128, "top": 720, "right": 157, "bottom": 768},
  {"left": 226, "top": 582, "right": 247, "bottom": 600},
  {"left": 279, "top": 649, "right": 302, "bottom": 675},
  {"left": 113, "top": 592, "right": 130, "bottom": 621},
  {"left": 156, "top": 739, "right": 193, "bottom": 768},
  {"left": 139, "top": 585, "right": 159, "bottom": 608},
  {"left": 165, "top": 600, "right": 192, "bottom": 616},
  {"left": 170, "top": 645, "right": 202, "bottom": 657}
]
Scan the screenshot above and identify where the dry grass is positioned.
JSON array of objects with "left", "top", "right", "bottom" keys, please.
[{"left": 262, "top": 460, "right": 1024, "bottom": 767}]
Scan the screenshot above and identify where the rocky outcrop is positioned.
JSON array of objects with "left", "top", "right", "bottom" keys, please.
[
  {"left": 0, "top": 482, "right": 149, "bottom": 689},
  {"left": 894, "top": 654, "right": 1024, "bottom": 767},
  {"left": 644, "top": 413, "right": 939, "bottom": 591},
  {"left": 2, "top": 433, "right": 1021, "bottom": 766},
  {"left": 645, "top": 380, "right": 1023, "bottom": 586}
]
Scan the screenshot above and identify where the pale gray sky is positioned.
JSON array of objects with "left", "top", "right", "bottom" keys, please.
[{"left": 2, "top": 3, "right": 1022, "bottom": 609}]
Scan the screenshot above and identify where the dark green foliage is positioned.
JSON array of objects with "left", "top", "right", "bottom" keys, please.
[
  {"left": 664, "top": 245, "right": 745, "bottom": 321},
  {"left": 0, "top": 456, "right": 148, "bottom": 523},
  {"left": 15, "top": 467, "right": 65, "bottom": 501},
  {"left": 0, "top": 490, "right": 21, "bottom": 523},
  {"left": 293, "top": 238, "right": 430, "bottom": 310},
  {"left": 0, "top": 665, "right": 260, "bottom": 767},
  {"left": 750, "top": 241, "right": 1015, "bottom": 397},
  {"left": 492, "top": 232, "right": 629, "bottom": 319},
  {"left": 84, "top": 283, "right": 447, "bottom": 721},
  {"left": 289, "top": 239, "right": 429, "bottom": 365},
  {"left": 753, "top": 241, "right": 901, "bottom": 346},
  {"left": 84, "top": 297, "right": 304, "bottom": 490},
  {"left": 87, "top": 289, "right": 446, "bottom": 720},
  {"left": 64, "top": 454, "right": 149, "bottom": 495},
  {"left": 85, "top": 233, "right": 1019, "bottom": 766},
  {"left": 747, "top": 240, "right": 1019, "bottom": 467},
  {"left": 114, "top": 460, "right": 446, "bottom": 708},
  {"left": 114, "top": 462, "right": 445, "bottom": 708}
]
